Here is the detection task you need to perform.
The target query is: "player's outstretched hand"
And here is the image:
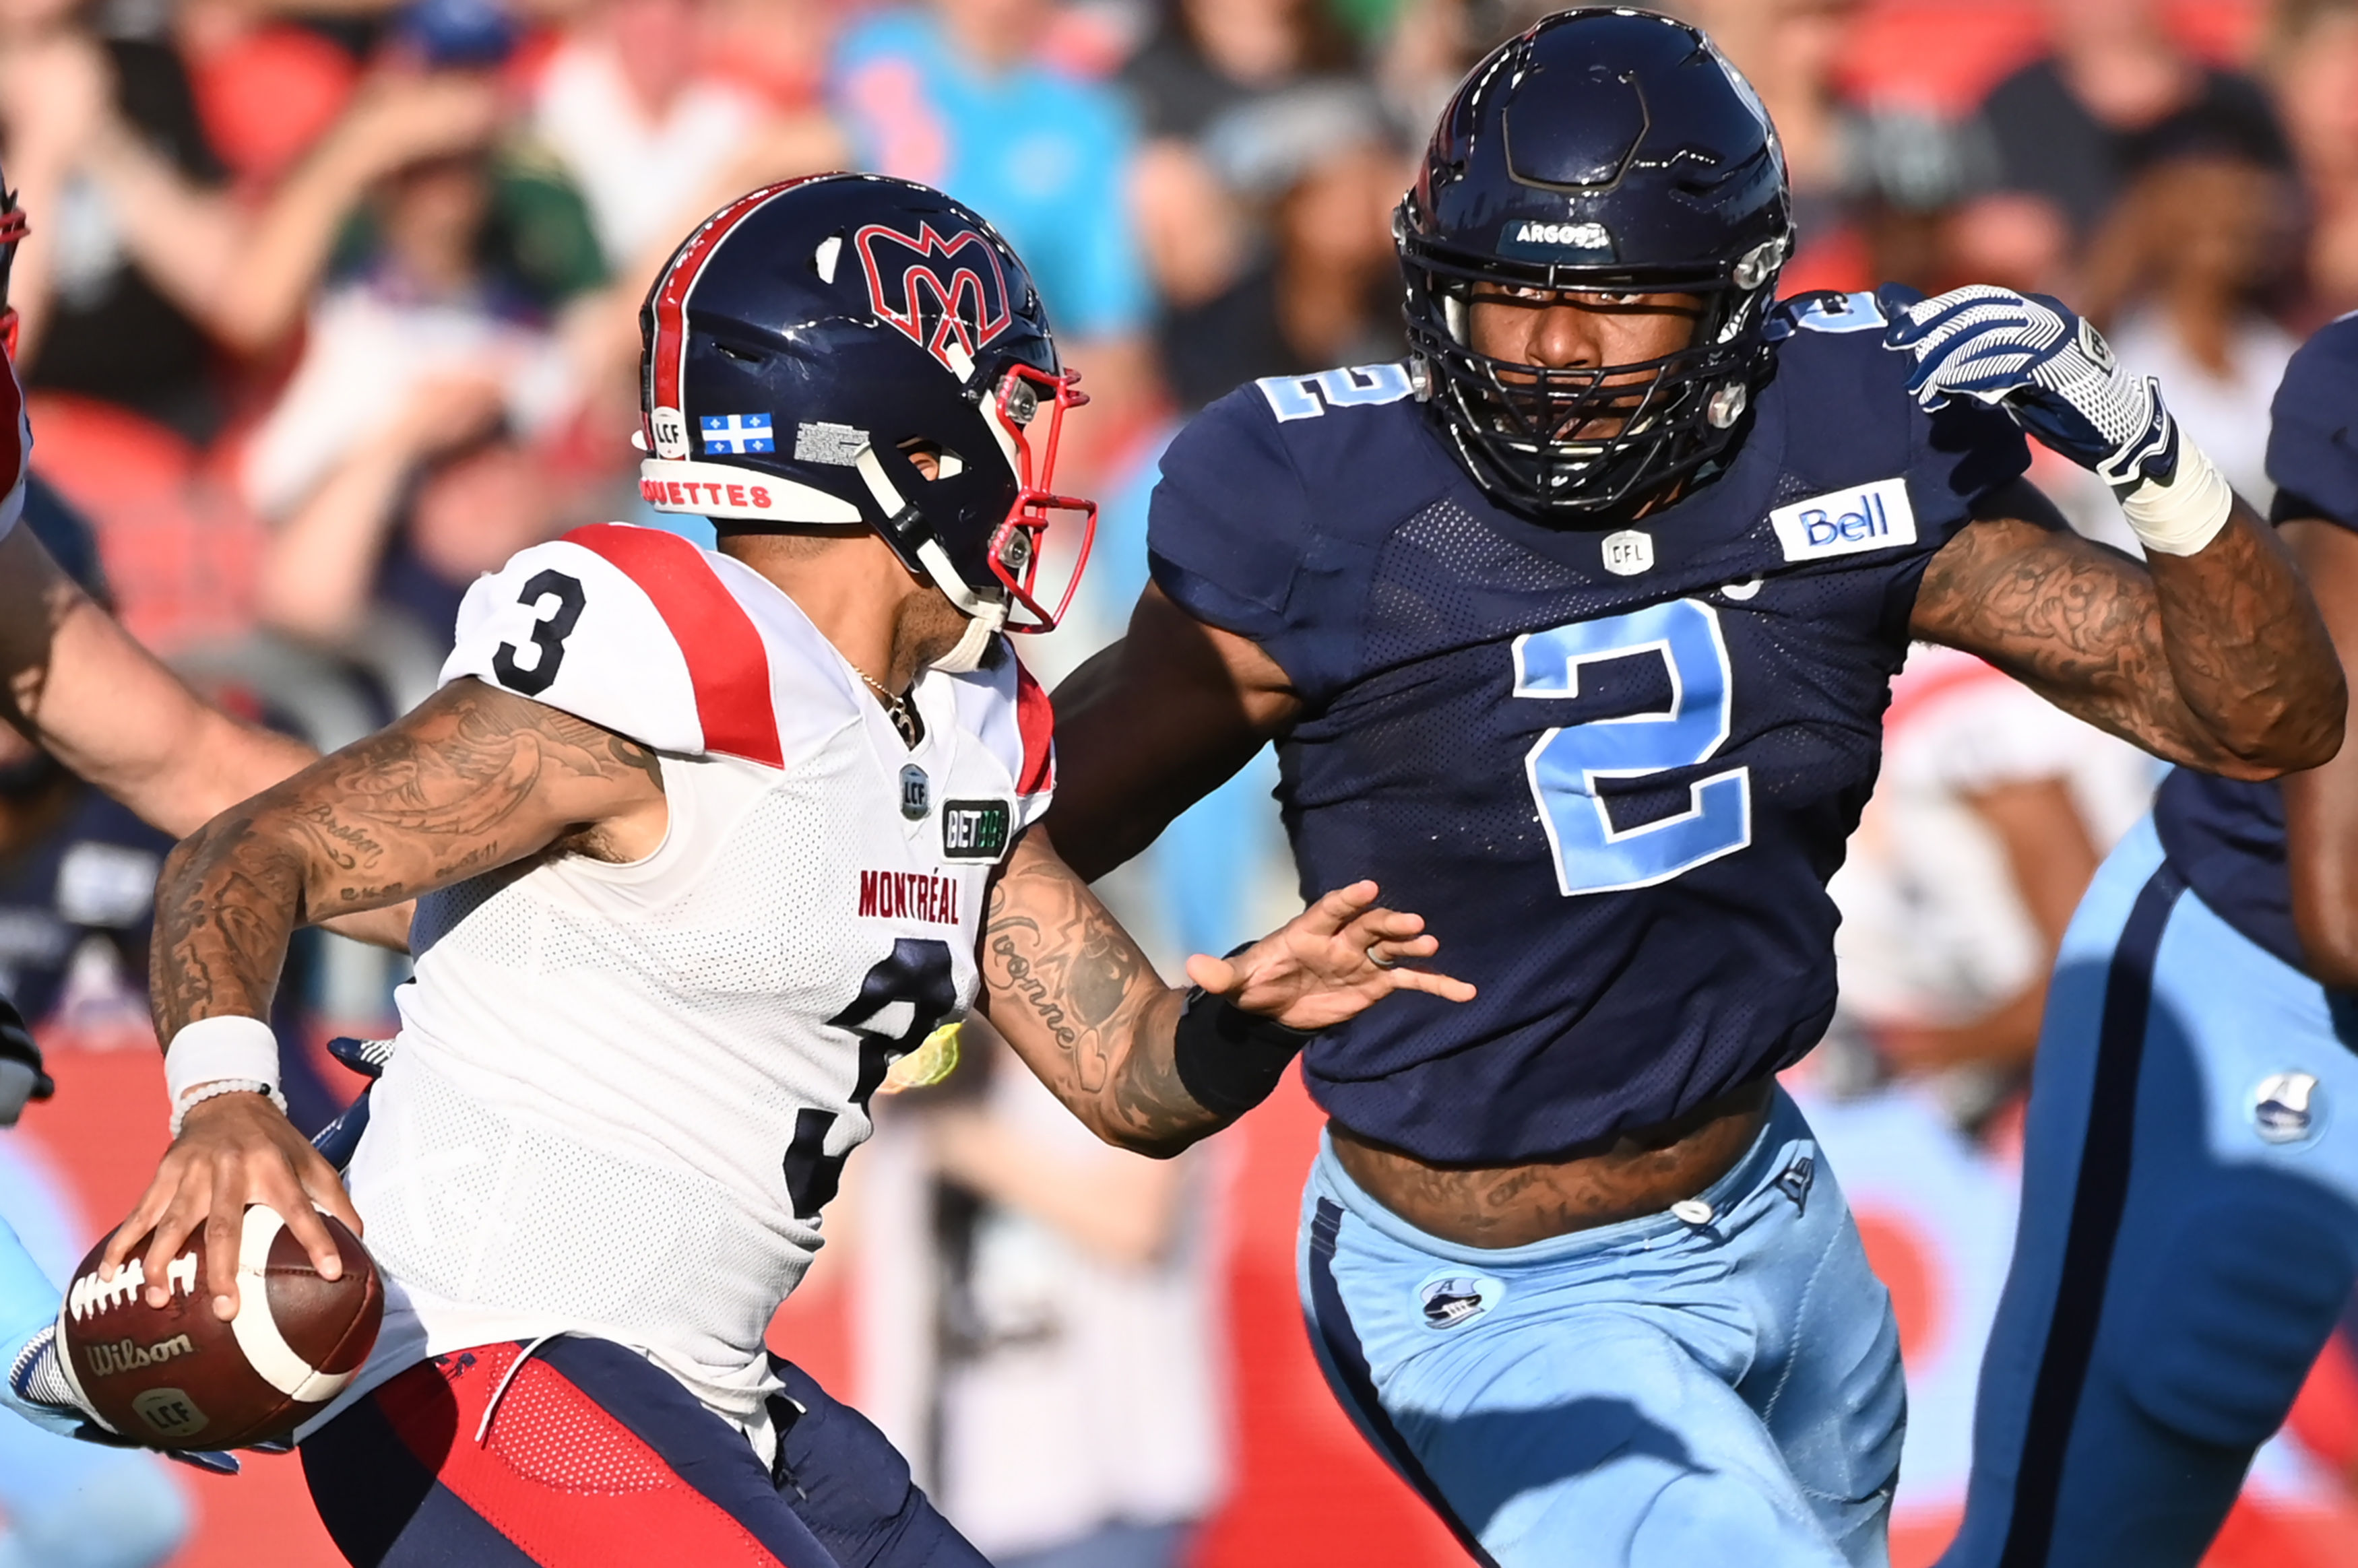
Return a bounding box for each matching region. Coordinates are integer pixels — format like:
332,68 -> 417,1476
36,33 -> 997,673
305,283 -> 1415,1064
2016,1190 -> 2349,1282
1185,880 -> 1475,1032
101,1092 -> 362,1321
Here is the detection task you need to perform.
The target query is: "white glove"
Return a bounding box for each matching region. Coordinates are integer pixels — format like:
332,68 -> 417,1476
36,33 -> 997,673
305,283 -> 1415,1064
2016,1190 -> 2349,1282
1879,284 -> 2233,555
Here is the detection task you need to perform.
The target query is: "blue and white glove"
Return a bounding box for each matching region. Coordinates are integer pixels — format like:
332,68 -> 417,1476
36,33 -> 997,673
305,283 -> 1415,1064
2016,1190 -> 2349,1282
1,1226 -> 241,1471
3,1320 -> 90,1441
4,1321 -> 242,1472
1878,283 -> 2234,556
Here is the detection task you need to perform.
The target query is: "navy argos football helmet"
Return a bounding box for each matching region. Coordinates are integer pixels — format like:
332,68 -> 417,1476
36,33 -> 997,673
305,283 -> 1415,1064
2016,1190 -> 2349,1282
638,174 -> 1094,641
1399,8 -> 1793,517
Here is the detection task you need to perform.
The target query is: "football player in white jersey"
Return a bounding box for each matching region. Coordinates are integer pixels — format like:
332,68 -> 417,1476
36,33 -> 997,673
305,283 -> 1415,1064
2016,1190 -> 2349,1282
14,176 -> 1470,1566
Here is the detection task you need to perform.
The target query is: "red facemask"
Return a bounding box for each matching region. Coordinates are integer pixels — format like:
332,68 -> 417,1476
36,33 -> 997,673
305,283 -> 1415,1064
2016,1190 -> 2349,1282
985,362 -> 1096,633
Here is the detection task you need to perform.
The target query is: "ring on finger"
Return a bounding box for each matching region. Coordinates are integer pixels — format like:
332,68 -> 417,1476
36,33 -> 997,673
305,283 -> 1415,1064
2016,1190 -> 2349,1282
1367,944 -> 1399,970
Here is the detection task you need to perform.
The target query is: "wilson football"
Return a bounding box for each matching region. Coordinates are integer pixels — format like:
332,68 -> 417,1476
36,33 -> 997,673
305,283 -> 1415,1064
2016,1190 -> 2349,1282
56,1206 -> 383,1449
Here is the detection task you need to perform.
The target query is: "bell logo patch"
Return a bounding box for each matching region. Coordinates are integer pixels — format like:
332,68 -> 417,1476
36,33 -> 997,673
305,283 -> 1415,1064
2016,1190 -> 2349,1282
1768,479 -> 1916,562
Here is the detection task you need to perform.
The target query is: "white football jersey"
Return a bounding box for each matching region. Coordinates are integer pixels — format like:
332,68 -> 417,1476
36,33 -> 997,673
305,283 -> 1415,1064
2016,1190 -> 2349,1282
314,523 -> 1052,1445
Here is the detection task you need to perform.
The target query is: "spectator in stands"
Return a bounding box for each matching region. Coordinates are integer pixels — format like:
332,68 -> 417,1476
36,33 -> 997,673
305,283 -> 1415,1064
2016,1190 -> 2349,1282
856,1031 -> 1227,1568
1159,83 -> 1402,408
1122,0 -> 1358,145
834,0 -> 1155,482
530,0 -> 766,273
530,0 -> 843,280
1688,0 -> 1859,280
243,121 -> 581,691
1124,0 -> 1378,394
0,0 -> 242,438
1973,0 -> 2292,245
2266,0 -> 2358,319
215,8 -> 607,362
2080,152 -> 2302,507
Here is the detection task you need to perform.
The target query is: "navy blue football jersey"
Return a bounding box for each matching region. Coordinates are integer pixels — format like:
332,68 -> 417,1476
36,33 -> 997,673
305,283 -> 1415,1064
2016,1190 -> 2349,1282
2155,313 -> 2358,973
1147,291 -> 2031,1162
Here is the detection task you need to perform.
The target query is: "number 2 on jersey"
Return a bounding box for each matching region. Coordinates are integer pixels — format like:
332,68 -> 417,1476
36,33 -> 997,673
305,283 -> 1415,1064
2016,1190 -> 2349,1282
1515,598 -> 1752,896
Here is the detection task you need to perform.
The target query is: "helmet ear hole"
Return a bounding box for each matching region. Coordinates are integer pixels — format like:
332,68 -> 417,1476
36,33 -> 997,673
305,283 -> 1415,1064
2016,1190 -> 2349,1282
897,440 -> 964,481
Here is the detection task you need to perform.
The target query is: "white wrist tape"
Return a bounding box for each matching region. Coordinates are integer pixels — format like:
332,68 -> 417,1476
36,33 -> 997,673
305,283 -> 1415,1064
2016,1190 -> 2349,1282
2118,440 -> 2234,557
164,1016 -> 284,1134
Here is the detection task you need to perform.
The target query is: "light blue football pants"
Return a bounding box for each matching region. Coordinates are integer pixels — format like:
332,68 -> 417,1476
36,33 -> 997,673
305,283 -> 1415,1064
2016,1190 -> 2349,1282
1298,1088 -> 1906,1567
0,1160 -> 191,1568
1942,816 -> 2358,1568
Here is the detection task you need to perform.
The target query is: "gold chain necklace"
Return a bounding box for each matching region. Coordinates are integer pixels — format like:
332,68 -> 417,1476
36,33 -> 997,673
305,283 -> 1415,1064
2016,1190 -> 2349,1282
857,667 -> 923,749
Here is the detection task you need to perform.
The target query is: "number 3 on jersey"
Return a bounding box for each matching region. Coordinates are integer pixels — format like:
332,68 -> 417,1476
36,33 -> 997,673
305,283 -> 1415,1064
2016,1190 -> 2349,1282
1515,598 -> 1752,896
492,570 -> 586,696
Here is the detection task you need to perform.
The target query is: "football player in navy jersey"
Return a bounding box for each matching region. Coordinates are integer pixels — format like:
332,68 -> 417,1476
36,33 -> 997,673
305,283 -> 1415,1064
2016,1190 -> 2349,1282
1938,320 -> 2358,1567
1040,11 -> 2346,1567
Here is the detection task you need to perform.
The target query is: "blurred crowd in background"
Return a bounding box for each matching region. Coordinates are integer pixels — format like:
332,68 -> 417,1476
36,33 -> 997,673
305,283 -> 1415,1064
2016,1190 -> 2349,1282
8,0 -> 2358,1564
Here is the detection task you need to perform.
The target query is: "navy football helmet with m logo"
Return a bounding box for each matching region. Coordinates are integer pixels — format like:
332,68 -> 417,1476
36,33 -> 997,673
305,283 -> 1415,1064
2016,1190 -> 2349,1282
638,174 -> 1094,655
1399,8 -> 1793,518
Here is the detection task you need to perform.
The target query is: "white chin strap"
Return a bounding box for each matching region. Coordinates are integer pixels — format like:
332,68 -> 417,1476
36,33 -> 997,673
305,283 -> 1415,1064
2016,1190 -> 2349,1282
853,447 -> 1011,672
930,610 -> 1003,674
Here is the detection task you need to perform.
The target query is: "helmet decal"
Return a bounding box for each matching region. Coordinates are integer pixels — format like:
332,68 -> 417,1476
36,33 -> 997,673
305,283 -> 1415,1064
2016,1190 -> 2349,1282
854,222 -> 1013,374
635,174 -> 1094,633
644,178 -> 825,455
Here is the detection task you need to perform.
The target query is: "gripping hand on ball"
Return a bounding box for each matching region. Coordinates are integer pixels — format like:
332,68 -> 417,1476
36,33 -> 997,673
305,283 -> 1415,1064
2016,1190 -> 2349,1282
102,1090 -> 361,1321
1878,283 -> 2235,555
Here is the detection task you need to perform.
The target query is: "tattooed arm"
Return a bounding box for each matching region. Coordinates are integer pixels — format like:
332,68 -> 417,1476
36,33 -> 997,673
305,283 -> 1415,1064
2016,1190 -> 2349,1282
1911,478 -> 2345,780
109,678 -> 668,1314
977,829 -> 1473,1158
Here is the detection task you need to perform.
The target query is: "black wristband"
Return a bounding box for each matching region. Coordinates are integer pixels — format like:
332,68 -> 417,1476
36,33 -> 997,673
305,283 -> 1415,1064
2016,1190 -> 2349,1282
1172,987 -> 1316,1119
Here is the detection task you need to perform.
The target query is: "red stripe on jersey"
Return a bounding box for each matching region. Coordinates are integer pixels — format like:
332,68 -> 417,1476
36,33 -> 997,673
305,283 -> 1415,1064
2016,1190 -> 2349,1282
1014,657 -> 1054,795
566,523 -> 786,769
644,176 -> 837,446
367,1349 -> 802,1566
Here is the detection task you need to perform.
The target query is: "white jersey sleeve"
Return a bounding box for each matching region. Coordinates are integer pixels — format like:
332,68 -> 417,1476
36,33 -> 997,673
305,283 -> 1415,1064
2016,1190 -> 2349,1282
439,523 -> 787,765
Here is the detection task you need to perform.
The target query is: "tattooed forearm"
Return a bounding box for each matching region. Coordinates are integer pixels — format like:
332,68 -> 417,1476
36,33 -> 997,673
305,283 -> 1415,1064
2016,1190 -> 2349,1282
980,832 -> 1218,1155
149,679 -> 668,1042
1914,484 -> 2345,778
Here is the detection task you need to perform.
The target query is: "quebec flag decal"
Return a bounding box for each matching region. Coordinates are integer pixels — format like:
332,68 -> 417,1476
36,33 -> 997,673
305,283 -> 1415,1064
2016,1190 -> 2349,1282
701,413 -> 775,454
